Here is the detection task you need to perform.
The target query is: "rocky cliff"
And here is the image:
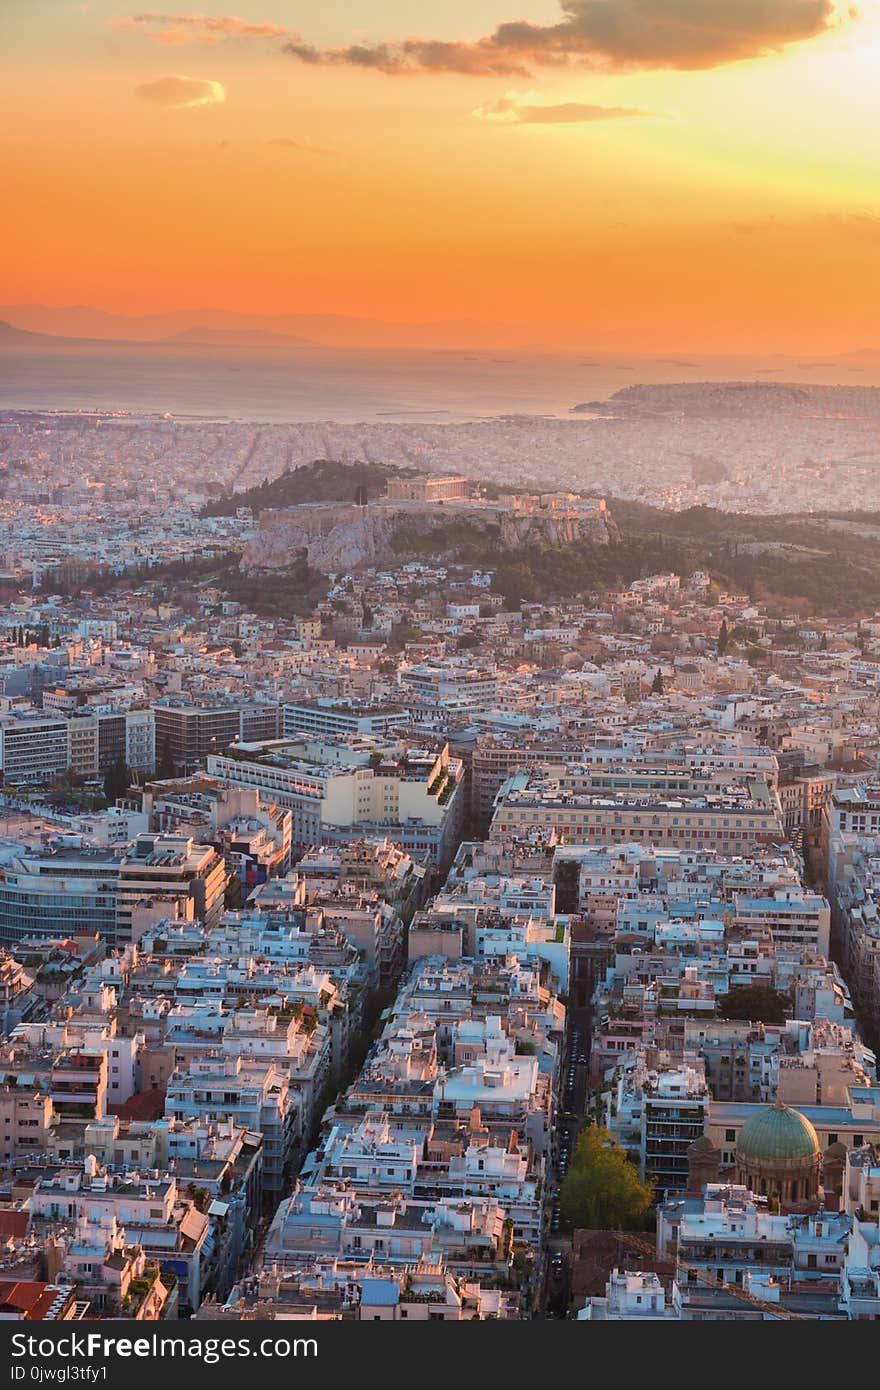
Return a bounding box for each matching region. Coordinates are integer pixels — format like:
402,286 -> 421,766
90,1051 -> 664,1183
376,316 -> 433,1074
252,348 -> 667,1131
242,499 -> 618,573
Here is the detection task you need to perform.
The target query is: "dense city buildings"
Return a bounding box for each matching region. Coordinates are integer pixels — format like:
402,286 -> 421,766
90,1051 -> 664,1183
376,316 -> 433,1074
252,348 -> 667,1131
0,443 -> 878,1327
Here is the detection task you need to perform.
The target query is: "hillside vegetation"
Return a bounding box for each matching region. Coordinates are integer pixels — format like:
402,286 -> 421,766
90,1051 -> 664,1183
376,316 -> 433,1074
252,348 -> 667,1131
200,459 -> 415,517
382,500 -> 880,616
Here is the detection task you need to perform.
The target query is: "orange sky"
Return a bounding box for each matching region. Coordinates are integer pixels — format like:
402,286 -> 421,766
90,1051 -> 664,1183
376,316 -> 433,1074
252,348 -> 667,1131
2,1 -> 880,351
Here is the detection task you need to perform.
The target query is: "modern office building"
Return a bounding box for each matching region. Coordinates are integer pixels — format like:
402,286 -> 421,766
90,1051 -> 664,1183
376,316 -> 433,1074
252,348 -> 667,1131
208,740 -> 465,867
0,834 -> 225,948
490,767 -> 786,853
153,698 -> 280,769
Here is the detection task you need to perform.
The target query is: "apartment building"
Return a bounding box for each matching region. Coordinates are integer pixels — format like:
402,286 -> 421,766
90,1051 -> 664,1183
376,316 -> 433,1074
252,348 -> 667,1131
731,890 -> 831,958
0,1086 -> 54,1161
282,702 -> 407,741
606,1055 -> 710,1199
165,1054 -> 299,1203
822,784 -> 880,1028
116,834 -> 226,941
398,661 -> 498,713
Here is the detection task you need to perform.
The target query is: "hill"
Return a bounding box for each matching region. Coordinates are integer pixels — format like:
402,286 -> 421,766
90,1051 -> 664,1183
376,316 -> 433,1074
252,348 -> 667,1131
37,444 -> 880,618
200,459 -> 415,517
487,499 -> 880,615
0,318 -> 73,346
201,461 -> 880,615
0,304 -> 527,350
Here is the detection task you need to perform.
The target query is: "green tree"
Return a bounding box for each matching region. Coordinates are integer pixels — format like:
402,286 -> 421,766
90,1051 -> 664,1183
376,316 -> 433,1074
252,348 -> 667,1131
717,618 -> 730,655
719,984 -> 790,1025
559,1125 -> 653,1232
103,755 -> 132,803
651,668 -> 664,695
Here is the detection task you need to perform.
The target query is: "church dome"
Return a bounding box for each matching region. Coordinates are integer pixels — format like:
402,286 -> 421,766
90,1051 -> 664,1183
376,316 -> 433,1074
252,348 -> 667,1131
736,1103 -> 819,1167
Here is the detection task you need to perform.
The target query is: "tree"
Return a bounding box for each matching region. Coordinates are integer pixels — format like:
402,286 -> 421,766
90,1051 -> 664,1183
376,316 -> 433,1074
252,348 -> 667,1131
651,668 -> 664,695
719,984 -> 790,1025
559,1125 -> 653,1233
103,755 -> 132,803
717,618 -> 730,655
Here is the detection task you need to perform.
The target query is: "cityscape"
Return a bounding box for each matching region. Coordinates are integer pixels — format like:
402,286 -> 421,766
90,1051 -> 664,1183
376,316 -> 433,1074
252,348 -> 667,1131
2,0 -> 880,1345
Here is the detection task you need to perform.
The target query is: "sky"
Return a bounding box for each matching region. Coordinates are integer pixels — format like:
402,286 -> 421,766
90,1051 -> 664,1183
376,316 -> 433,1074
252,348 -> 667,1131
2,0 -> 880,351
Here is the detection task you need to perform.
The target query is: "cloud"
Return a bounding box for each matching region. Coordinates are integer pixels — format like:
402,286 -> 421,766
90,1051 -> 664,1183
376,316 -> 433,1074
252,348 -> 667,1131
473,90 -> 661,122
135,74 -> 226,107
113,12 -> 287,46
266,137 -> 332,155
826,211 -> 880,235
282,0 -> 845,76
722,212 -> 880,242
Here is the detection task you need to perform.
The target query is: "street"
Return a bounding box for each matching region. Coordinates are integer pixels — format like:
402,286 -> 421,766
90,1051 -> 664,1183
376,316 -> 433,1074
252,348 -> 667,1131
542,1004 -> 591,1317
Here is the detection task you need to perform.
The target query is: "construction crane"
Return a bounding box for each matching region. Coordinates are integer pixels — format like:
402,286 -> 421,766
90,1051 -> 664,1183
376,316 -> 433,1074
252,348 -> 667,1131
614,1228 -> 806,1321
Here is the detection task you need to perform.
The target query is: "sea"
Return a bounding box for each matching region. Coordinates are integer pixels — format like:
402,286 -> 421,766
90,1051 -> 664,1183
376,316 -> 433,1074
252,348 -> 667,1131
1,341 -> 879,423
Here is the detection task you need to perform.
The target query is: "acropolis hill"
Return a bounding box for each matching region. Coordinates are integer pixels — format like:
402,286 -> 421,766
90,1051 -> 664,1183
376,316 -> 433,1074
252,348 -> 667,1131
243,480 -> 617,572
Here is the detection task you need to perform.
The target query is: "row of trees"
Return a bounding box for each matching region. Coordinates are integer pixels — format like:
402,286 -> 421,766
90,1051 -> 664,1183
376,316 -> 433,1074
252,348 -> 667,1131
40,748 -> 178,809
8,623 -> 54,648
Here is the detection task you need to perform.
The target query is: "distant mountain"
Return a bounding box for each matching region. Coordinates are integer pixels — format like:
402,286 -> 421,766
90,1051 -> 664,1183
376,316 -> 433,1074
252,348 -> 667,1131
0,318 -> 66,345
168,326 -> 317,348
0,316 -> 316,353
0,304 -> 535,351
574,380 -> 880,418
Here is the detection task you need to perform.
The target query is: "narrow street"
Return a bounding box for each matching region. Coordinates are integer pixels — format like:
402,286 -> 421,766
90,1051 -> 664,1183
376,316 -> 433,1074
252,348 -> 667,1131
542,1004 -> 591,1317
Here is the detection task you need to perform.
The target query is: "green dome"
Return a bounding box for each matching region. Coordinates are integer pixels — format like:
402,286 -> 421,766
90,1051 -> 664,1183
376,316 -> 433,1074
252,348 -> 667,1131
736,1104 -> 819,1166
